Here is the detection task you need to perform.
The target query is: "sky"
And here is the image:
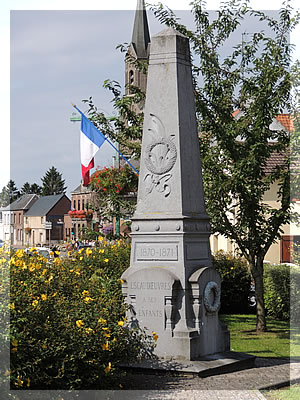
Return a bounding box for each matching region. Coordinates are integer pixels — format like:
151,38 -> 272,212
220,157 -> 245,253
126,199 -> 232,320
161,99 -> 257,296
1,0 -> 300,198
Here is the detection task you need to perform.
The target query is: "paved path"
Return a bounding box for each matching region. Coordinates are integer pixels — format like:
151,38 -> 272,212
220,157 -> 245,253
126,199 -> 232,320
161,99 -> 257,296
111,357 -> 300,400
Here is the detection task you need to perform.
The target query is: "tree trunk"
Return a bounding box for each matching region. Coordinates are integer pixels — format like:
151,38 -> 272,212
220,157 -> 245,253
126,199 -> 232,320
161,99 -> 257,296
250,259 -> 267,332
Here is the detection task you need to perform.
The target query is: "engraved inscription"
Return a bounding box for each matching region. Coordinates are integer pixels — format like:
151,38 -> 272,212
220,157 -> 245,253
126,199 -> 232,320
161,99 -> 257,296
137,309 -> 163,318
135,243 -> 178,261
130,281 -> 172,290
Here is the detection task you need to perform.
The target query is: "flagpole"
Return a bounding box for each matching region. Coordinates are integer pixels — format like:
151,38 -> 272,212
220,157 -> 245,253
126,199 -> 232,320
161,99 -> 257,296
72,104 -> 139,176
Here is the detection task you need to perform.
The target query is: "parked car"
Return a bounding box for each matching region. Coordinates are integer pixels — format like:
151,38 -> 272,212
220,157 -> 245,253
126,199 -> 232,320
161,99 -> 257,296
25,247 -> 53,261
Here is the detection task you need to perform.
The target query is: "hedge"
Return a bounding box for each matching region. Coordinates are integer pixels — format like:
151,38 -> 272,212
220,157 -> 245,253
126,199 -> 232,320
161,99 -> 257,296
213,251 -> 252,314
264,263 -> 300,322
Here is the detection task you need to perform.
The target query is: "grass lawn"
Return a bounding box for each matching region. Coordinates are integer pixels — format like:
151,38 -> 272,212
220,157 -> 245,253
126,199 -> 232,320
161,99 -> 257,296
263,384 -> 300,400
220,314 -> 300,358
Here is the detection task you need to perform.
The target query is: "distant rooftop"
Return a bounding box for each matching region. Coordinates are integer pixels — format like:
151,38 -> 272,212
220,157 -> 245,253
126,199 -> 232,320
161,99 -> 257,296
4,194 -> 38,211
25,194 -> 67,216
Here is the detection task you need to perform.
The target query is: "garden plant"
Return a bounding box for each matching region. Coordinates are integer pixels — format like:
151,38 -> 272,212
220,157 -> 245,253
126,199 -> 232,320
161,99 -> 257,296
5,241 -> 156,390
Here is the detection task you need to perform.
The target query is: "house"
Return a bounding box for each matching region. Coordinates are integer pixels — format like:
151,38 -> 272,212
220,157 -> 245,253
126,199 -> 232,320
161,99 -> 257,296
64,184 -> 99,240
1,194 -> 39,246
24,194 -> 71,246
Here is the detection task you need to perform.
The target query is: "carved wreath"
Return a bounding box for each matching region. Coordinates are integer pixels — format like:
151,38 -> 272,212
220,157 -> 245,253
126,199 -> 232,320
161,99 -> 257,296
203,281 -> 221,314
144,114 -> 177,197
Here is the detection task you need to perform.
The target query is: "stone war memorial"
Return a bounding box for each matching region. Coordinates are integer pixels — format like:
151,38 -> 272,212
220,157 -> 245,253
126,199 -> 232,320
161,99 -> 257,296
122,27 -> 255,374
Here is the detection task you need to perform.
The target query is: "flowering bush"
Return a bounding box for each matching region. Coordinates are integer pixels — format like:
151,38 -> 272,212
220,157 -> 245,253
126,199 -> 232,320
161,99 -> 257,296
89,166 -> 138,220
8,241 -> 156,390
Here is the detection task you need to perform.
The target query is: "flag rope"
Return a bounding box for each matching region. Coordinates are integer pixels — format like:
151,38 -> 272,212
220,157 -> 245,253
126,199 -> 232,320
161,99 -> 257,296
73,104 -> 139,176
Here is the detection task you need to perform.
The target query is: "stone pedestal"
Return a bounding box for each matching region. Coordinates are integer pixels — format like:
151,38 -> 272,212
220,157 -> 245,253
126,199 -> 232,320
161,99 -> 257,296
122,28 -> 230,360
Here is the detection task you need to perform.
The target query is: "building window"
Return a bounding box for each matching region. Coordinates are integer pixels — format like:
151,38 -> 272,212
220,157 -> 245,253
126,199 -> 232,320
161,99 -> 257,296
78,199 -> 81,210
41,216 -> 44,224
82,199 -> 85,210
129,70 -> 134,84
281,235 -> 300,263
73,200 -> 76,210
19,213 -> 21,224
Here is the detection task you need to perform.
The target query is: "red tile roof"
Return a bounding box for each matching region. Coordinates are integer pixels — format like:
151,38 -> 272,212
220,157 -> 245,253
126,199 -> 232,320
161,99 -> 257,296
276,114 -> 294,132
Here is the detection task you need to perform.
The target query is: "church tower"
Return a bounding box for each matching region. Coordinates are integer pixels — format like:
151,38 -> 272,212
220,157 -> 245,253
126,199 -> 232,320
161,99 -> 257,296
125,0 -> 150,112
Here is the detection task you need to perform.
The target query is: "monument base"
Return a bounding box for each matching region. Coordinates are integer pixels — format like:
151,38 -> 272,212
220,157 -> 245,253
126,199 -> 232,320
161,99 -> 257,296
120,351 -> 256,378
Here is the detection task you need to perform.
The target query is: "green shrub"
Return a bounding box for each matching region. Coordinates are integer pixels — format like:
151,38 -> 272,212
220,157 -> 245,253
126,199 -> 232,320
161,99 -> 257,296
264,263 -> 300,322
213,251 -> 251,314
8,241 -> 156,390
264,263 -> 290,321
290,266 -> 300,323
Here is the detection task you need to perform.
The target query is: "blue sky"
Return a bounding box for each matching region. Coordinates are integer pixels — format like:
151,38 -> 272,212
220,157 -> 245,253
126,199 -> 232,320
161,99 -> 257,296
1,0 -> 299,198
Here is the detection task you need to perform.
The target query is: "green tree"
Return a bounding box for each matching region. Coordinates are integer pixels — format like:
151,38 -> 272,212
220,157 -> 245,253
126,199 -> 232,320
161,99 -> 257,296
21,182 -> 42,195
30,183 -> 42,195
20,182 -> 31,195
150,0 -> 299,331
81,0 -> 299,332
41,167 -> 67,196
0,186 -> 9,207
6,180 -> 20,204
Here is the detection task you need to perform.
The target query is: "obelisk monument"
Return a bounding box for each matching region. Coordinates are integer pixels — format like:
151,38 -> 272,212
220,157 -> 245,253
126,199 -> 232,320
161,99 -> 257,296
122,28 -> 230,360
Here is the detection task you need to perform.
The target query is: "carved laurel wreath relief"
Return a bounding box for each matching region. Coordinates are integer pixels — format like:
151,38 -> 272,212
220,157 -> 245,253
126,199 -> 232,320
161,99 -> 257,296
144,114 -> 177,197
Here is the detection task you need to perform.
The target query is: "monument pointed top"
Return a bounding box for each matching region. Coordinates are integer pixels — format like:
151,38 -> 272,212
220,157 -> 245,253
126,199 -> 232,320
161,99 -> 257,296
131,0 -> 151,59
152,27 -> 186,38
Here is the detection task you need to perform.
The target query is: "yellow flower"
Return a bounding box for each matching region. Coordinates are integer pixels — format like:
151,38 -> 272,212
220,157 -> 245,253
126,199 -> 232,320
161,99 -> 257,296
80,256 -> 83,261
12,347 -> 18,352
41,294 -> 47,301
16,376 -> 24,386
41,344 -> 47,349
76,320 -> 84,328
119,279 -> 124,284
98,317 -> 107,324
85,327 -> 93,334
42,269 -> 47,275
12,339 -> 18,347
99,249 -> 104,254
102,341 -> 109,351
26,377 -> 30,388
52,292 -> 57,297
118,321 -> 124,327
104,333 -> 111,338
10,303 -> 15,310
15,249 -> 25,258
98,236 -> 103,241
82,290 -> 89,296
152,331 -> 158,342
32,300 -> 39,307
104,362 -> 112,374
83,297 -> 94,303
104,258 -> 109,263
68,250 -> 73,257
86,248 -> 93,257
79,248 -> 84,254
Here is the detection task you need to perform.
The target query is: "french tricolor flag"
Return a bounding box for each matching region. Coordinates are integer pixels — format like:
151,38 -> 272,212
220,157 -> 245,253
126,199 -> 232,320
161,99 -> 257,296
80,112 -> 106,186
